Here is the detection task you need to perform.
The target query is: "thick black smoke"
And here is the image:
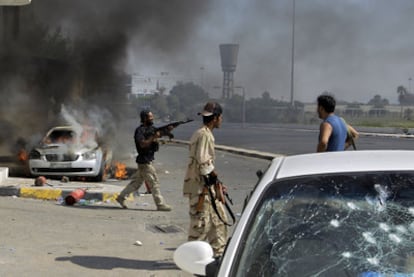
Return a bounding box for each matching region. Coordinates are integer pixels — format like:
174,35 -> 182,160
0,0 -> 210,154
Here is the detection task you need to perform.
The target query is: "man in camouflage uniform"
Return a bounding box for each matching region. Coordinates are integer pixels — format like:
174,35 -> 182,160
183,102 -> 228,257
116,110 -> 172,211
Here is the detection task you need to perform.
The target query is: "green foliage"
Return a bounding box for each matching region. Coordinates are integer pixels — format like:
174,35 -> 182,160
368,94 -> 389,108
396,85 -> 414,105
151,93 -> 169,120
168,82 -> 209,119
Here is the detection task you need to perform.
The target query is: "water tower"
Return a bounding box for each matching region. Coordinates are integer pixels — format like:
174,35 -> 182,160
219,44 -> 239,99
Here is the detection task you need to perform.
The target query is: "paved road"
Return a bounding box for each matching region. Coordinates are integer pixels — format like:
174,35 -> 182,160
2,121 -> 413,276
169,122 -> 414,155
0,144 -> 270,277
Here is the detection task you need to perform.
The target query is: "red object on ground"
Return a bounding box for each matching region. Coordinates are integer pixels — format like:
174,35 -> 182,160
34,176 -> 47,186
65,188 -> 86,205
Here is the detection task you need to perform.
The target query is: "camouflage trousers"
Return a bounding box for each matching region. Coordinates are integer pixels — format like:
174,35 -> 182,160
188,192 -> 228,257
118,162 -> 166,207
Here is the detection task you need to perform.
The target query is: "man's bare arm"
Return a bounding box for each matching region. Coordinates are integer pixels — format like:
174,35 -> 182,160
317,122 -> 332,152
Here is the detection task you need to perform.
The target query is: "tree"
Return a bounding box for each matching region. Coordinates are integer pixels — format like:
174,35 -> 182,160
397,85 -> 414,106
368,94 -> 389,108
150,93 -> 169,121
224,94 -> 244,122
168,82 -> 209,118
397,86 -> 408,105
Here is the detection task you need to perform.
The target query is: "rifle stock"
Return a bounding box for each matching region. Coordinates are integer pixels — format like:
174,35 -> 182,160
156,119 -> 193,139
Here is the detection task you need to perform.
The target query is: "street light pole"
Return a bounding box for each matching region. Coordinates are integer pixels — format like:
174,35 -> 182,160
200,66 -> 205,91
409,77 -> 412,94
235,86 -> 246,128
289,0 -> 296,107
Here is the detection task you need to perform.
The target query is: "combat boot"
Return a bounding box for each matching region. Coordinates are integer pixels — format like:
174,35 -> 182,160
116,195 -> 127,209
157,204 -> 172,211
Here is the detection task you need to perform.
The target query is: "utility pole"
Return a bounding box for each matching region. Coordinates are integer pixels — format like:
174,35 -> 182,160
234,86 -> 246,128
289,0 -> 296,107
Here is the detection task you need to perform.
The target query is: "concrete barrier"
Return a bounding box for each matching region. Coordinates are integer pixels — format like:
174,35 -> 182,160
0,167 -> 9,184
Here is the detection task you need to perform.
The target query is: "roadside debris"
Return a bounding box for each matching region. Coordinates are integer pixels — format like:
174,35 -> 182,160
34,176 -> 54,187
34,176 -> 47,186
64,188 -> 86,205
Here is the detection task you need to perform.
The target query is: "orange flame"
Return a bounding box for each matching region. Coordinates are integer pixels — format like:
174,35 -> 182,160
114,162 -> 128,180
18,149 -> 28,162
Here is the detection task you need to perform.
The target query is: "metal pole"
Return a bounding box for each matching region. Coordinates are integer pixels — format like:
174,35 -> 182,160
200,66 -> 205,90
242,88 -> 246,128
235,86 -> 246,128
290,0 -> 296,106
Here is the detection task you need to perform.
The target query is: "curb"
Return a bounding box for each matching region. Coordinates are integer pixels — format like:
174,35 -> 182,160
359,132 -> 414,139
167,139 -> 282,161
0,177 -> 124,204
1,131 -> 410,202
0,141 -> 279,203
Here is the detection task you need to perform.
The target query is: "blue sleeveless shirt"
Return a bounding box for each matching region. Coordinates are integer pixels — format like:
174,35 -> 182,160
324,115 -> 347,151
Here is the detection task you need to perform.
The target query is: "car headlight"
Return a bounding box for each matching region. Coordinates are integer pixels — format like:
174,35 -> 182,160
29,150 -> 41,160
82,150 -> 97,160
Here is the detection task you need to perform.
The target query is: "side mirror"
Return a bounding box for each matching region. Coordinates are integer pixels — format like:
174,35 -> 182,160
174,241 -> 215,276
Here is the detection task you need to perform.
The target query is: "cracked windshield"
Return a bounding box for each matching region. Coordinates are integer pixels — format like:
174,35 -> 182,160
236,172 -> 414,277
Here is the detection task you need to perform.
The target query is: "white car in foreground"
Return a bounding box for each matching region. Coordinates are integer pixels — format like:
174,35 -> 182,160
175,150 -> 414,277
29,126 -> 112,182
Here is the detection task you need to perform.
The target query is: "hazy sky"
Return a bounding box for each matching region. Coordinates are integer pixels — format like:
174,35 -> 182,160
31,0 -> 414,104
125,0 -> 414,104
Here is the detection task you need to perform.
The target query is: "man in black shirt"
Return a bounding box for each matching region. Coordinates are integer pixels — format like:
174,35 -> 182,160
116,110 -> 172,211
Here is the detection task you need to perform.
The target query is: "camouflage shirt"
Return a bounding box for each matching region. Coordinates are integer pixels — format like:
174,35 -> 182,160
183,125 -> 215,196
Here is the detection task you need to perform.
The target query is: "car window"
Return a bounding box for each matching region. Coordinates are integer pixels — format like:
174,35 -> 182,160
232,172 -> 414,277
46,130 -> 75,144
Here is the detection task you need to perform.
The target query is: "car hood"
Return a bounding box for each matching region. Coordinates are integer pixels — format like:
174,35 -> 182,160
34,142 -> 98,154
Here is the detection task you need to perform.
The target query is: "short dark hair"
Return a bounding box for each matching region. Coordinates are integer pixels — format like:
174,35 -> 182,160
140,109 -> 151,123
317,94 -> 336,113
202,102 -> 223,124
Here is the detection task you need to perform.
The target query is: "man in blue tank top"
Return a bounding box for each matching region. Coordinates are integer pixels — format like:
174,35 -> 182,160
316,94 -> 348,152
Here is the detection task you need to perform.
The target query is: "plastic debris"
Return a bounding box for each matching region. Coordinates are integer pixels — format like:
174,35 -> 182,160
78,199 -> 87,205
134,240 -> 143,246
56,197 -> 64,205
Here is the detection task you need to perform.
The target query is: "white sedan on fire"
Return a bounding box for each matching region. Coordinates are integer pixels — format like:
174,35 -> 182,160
28,126 -> 112,182
175,150 -> 414,277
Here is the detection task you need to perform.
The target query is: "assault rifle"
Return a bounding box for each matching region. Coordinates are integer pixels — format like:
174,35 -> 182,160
156,118 -> 194,139
202,175 -> 236,226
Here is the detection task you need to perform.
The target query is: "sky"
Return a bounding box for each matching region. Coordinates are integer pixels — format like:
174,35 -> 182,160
28,0 -> 414,104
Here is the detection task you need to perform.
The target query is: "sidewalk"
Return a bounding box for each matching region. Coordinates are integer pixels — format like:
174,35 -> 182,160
0,140 -> 280,204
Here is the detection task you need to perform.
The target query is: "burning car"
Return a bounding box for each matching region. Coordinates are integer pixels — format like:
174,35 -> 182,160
28,126 -> 112,181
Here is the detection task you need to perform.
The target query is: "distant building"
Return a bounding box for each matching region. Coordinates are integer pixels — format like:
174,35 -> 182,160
128,74 -> 158,99
127,72 -> 181,100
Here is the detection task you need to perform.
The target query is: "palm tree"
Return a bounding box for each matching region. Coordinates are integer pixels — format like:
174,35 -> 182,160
397,86 -> 408,105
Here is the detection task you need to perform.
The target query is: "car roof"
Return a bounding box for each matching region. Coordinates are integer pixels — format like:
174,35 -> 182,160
271,150 -> 414,180
46,125 -> 98,133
